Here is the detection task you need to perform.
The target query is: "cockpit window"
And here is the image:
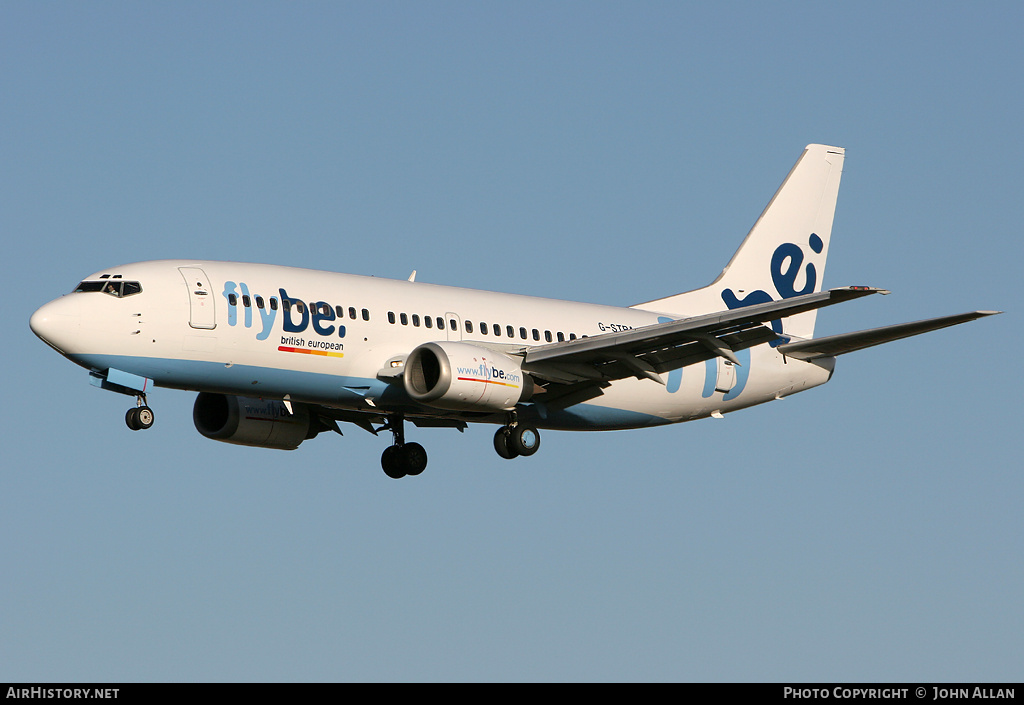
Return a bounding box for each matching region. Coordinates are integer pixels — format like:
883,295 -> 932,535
74,280 -> 143,298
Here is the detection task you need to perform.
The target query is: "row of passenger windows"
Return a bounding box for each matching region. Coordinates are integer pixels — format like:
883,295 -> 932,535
387,312 -> 457,330
224,294 -> 581,343
386,311 -> 578,343
288,300 -> 370,322
228,293 -> 277,310
227,294 -> 371,322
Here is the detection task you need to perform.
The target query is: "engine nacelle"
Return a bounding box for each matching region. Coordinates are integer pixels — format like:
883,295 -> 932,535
193,393 -> 318,450
404,341 -> 534,412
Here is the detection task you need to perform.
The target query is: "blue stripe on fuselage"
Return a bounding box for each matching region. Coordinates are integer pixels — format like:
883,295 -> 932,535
72,353 -> 665,430
72,353 -> 389,406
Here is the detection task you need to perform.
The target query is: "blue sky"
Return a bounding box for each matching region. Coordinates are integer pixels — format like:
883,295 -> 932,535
2,2 -> 1020,682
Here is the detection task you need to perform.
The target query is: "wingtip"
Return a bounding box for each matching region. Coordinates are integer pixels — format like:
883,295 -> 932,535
836,285 -> 890,295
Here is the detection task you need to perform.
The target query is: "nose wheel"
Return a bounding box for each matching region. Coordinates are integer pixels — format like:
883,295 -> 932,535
125,396 -> 154,431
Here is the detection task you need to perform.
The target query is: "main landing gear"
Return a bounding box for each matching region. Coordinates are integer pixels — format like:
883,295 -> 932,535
125,395 -> 154,431
493,415 -> 540,460
379,412 -> 540,478
380,413 -> 428,479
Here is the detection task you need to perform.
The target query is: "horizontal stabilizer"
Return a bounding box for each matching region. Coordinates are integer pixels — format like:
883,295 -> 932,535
777,311 -> 1001,360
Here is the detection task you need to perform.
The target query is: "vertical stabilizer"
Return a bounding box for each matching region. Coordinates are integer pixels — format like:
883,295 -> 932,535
635,144 -> 845,341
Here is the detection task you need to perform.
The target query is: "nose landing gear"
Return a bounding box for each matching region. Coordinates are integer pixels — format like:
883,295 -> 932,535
125,395 -> 154,431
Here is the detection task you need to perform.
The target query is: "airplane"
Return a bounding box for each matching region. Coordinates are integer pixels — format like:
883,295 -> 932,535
29,144 -> 1000,478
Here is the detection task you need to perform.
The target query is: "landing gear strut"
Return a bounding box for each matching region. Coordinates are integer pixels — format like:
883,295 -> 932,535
380,413 -> 427,479
493,413 -> 540,460
125,395 -> 154,431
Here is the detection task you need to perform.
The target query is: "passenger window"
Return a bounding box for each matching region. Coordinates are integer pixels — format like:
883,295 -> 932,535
388,311 -> 396,324
493,323 -> 500,336
480,322 -> 487,335
296,302 -> 305,314
532,329 -> 540,341
557,332 -> 564,342
228,293 -> 237,306
400,313 -> 408,326
362,309 -> 370,321
569,333 -> 577,340
465,321 -> 473,334
242,295 -> 251,308
506,325 -> 514,338
449,319 -> 456,331
545,331 -> 552,342
349,307 -> 357,319
424,316 -> 433,328
519,327 -> 527,339
336,305 -> 345,318
270,298 -> 278,311
256,296 -> 265,309
412,314 -> 420,327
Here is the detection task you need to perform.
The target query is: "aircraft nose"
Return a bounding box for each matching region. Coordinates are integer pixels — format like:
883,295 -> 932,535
30,296 -> 81,353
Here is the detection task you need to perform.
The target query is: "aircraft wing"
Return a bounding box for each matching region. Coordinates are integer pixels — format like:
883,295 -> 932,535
521,286 -> 886,385
776,310 -> 1001,360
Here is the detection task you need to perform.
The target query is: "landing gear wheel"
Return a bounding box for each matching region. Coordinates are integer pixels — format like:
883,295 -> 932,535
510,424 -> 540,456
494,427 -> 519,459
381,446 -> 405,479
381,443 -> 429,479
401,442 -> 428,476
125,408 -> 140,431
135,406 -> 154,430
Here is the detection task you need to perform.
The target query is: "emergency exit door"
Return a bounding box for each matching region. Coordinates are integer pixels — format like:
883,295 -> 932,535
445,312 -> 462,341
715,358 -> 737,393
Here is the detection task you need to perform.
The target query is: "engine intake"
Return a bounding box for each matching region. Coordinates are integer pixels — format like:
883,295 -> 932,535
193,393 -> 318,450
404,341 -> 533,412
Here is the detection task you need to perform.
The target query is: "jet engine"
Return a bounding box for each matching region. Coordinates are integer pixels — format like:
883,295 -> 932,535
193,392 -> 319,450
403,341 -> 534,412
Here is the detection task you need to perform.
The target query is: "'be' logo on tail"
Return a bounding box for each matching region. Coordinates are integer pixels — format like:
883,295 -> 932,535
721,233 -> 823,346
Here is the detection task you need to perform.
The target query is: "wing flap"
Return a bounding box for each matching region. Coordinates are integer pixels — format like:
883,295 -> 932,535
643,325 -> 781,374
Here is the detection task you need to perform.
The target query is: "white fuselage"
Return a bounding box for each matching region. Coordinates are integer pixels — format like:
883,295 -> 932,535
31,259 -> 835,431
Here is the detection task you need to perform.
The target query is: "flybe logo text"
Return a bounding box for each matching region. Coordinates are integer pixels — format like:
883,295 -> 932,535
222,283 -> 346,341
456,364 -> 521,385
